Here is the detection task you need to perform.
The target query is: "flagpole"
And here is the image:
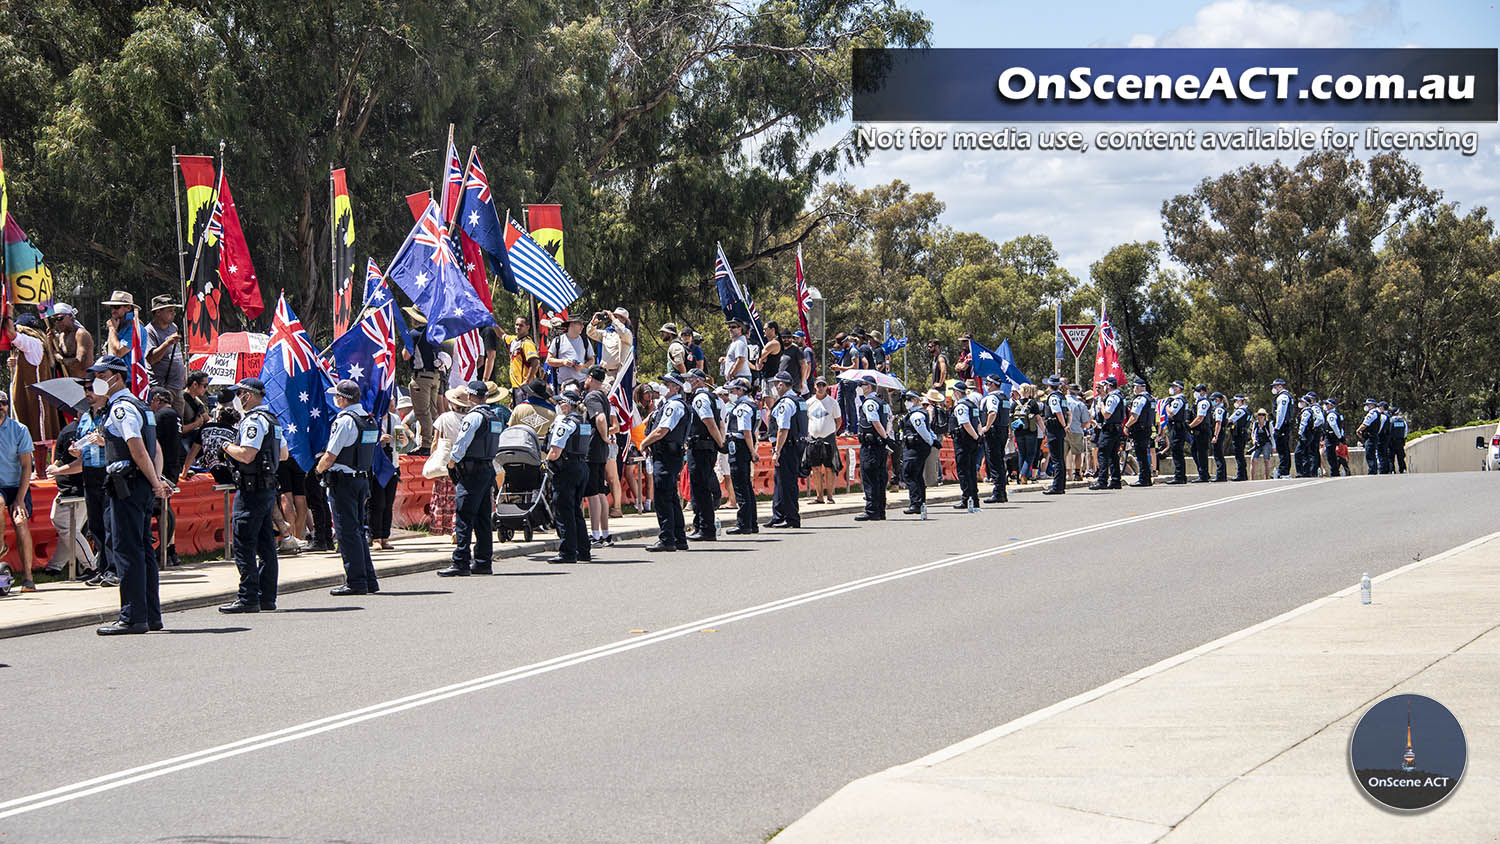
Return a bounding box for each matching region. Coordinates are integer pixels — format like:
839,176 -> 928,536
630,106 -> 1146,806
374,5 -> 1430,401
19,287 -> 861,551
329,167 -> 337,336
171,146 -> 188,360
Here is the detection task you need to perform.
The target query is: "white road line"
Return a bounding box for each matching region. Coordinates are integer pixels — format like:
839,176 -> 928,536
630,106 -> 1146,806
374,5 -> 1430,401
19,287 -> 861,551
0,480 -> 1324,821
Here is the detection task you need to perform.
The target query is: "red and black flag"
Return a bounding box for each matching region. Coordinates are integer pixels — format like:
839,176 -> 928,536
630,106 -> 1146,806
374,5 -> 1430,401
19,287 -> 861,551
331,168 -> 357,337
179,154 -> 224,357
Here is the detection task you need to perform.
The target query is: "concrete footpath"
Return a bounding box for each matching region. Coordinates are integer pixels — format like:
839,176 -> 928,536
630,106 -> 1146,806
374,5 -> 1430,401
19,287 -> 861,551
0,478 -> 1078,639
776,531 -> 1500,843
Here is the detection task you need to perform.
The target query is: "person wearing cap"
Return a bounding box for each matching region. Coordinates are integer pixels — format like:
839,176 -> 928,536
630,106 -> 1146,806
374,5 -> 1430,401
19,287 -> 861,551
1039,375 -> 1069,495
1270,378 -> 1294,478
1160,381 -> 1189,484
580,366 -> 615,547
1183,384 -> 1211,483
1205,391 -> 1228,483
661,323 -> 688,375
1377,401 -> 1397,475
102,290 -> 138,357
949,379 -> 983,511
545,313 -> 595,389
90,355 -> 170,634
47,303 -> 94,380
1293,393 -> 1317,478
722,378 -> 760,533
640,372 -> 691,551
438,380 -> 505,575
587,308 -> 634,390
722,319 -> 753,383
314,380 -> 381,594
897,389 -> 937,514
830,333 -> 859,433
1389,406 -> 1408,473
1355,398 -> 1383,475
1091,377 -> 1126,490
683,369 -> 726,542
1124,376 -> 1156,487
805,377 -> 842,505
685,329 -> 707,373
216,377 -> 287,613
776,330 -> 805,395
765,370 -> 809,527
1228,395 -> 1252,481
978,374 -> 1013,503
794,331 -> 814,396
851,373 -> 893,520
544,389 -> 592,563
144,294 -> 187,414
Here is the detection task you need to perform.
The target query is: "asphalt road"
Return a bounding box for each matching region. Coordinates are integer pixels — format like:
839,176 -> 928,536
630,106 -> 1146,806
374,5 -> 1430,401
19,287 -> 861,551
2,472 -> 1491,843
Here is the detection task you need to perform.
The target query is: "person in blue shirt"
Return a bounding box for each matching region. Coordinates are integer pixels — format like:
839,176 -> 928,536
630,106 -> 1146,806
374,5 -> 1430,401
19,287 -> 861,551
438,380 -> 504,575
218,377 -> 288,613
640,372 -> 691,550
545,390 -> 592,563
318,379 -> 381,595
67,386 -> 116,585
0,390 -> 37,592
1355,398 -> 1383,475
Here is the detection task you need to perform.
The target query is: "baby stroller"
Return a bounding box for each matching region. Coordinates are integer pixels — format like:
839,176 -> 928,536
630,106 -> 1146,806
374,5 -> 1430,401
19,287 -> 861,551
493,426 -> 554,543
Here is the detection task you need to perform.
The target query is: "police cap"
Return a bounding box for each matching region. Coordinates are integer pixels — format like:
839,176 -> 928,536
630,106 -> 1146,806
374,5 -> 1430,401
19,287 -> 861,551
1271,377 -> 1287,387
558,389 -> 581,406
1104,376 -> 1118,387
984,373 -> 1003,385
332,379 -> 360,401
1378,400 -> 1389,408
86,354 -> 129,374
1210,391 -> 1224,400
228,377 -> 266,395
729,378 -> 751,392
858,374 -> 876,385
771,371 -> 794,384
1194,383 -> 1207,392
1232,393 -> 1247,402
1170,380 -> 1184,389
465,379 -> 487,397
662,372 -> 686,387
687,368 -> 709,382
1364,398 -> 1377,406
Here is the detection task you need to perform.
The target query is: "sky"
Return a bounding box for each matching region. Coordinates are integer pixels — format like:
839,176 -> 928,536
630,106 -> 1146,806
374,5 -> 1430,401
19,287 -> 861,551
825,0 -> 1500,282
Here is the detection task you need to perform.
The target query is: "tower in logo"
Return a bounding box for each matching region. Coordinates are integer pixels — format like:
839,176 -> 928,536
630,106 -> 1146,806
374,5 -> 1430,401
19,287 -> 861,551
1402,704 -> 1416,772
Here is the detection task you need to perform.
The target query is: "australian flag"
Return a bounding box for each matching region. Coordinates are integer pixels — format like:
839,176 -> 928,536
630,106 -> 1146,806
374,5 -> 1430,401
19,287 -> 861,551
454,150 -> 518,294
260,294 -> 337,472
714,243 -> 767,349
326,299 -> 400,486
362,258 -> 413,354
386,200 -> 495,345
969,337 -> 1031,392
881,318 -> 908,355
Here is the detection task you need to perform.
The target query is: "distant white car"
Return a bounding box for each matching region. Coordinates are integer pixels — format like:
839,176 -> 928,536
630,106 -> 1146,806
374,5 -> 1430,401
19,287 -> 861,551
1481,424 -> 1500,471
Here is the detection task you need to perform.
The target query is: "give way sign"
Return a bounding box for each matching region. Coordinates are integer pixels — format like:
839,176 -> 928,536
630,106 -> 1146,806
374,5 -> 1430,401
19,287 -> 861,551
1059,324 -> 1096,358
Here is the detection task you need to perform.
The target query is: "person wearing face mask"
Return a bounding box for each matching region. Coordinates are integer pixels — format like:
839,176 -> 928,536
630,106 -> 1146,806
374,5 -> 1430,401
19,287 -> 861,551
1186,384 -> 1212,483
764,371 -> 808,528
854,374 -> 893,521
1124,376 -> 1156,487
1269,378 -> 1294,478
898,390 -> 936,514
949,380 -> 982,512
218,377 -> 287,613
1162,381 -> 1189,485
89,355 -> 169,635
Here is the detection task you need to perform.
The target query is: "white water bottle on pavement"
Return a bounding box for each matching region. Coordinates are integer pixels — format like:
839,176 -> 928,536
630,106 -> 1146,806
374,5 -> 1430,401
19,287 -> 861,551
1360,573 -> 1371,605
920,503 -> 928,520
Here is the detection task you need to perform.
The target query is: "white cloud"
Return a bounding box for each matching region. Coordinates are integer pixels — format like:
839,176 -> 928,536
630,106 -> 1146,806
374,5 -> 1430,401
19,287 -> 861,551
1130,0 -> 1359,49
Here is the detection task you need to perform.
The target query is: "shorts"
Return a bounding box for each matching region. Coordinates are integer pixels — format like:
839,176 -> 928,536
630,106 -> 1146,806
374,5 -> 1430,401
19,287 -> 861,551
1,486 -> 34,518
586,461 -> 608,496
805,435 -> 839,468
715,452 -> 731,480
277,460 -> 307,497
1250,442 -> 1273,460
1065,432 -> 1085,454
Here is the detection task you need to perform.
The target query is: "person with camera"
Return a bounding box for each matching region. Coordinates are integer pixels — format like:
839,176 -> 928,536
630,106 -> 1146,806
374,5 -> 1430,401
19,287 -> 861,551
217,377 -> 287,614
586,308 -> 634,391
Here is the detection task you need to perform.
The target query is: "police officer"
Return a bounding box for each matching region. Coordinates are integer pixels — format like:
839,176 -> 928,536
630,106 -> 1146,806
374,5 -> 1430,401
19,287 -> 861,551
218,377 -> 286,613
1356,398 -> 1383,475
853,374 -> 893,520
1293,394 -> 1313,477
1092,376 -> 1125,490
1227,394 -> 1251,481
1185,384 -> 1211,483
765,371 -> 807,528
1389,407 -> 1409,473
949,381 -> 982,510
1207,391 -> 1227,482
1322,398 -> 1345,477
1041,375 -> 1069,495
1161,381 -> 1189,484
1308,392 -> 1326,478
317,379 -> 379,595
545,389 -> 592,563
92,355 -> 169,635
1377,401 -> 1396,474
438,380 -> 502,575
641,372 -> 690,550
723,378 -> 760,534
979,374 -> 1012,503
898,389 -> 936,514
1125,376 -> 1156,487
684,369 -> 726,541
1270,378 -> 1293,478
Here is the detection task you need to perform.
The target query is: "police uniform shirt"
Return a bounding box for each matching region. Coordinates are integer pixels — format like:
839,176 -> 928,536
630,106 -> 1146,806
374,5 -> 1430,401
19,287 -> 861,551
237,408 -> 276,455
730,399 -> 756,440
952,397 -> 974,430
907,408 -> 936,446
1274,392 -> 1292,429
1130,394 -> 1150,420
450,407 -> 492,462
1311,404 -> 1326,428
654,395 -> 688,433
1298,406 -> 1313,434
860,394 -> 885,428
324,407 -> 370,474
1211,404 -> 1225,426
773,394 -> 798,430
1194,397 -> 1211,423
1046,391 -> 1065,422
548,414 -> 581,451
1103,392 -> 1123,422
981,392 -> 1004,427
1166,394 -> 1184,419
691,390 -> 717,422
104,388 -> 148,443
1228,406 -> 1247,429
1326,410 -> 1343,438
1361,408 -> 1380,435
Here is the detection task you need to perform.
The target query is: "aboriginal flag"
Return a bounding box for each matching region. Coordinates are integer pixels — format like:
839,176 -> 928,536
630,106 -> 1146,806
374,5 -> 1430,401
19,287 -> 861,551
331,168 -> 357,336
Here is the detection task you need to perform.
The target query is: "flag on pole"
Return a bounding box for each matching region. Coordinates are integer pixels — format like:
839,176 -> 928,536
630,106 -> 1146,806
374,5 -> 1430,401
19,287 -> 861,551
405,191 -> 431,223
969,338 -> 1030,392
450,329 -> 484,388
525,204 -> 565,268
608,346 -> 646,448
1093,301 -> 1126,387
439,135 -> 464,224
260,294 -> 337,471
794,244 -> 811,341
455,149 -> 517,295
331,168 -> 357,337
714,244 -> 767,349
503,217 -> 580,312
360,258 -> 412,354
128,309 -> 150,399
178,155 -> 263,320
881,318 -> 907,355
385,201 -> 495,344
3,217 -> 54,307
0,142 -> 7,244
326,300 -> 400,486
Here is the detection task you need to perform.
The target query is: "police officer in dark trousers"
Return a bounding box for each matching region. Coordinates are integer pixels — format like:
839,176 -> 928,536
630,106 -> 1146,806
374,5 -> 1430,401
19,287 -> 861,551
684,369 -> 726,541
1041,375 -> 1069,495
218,377 -> 286,614
1186,384 -> 1211,482
979,374 -> 1012,503
898,390 -> 935,514
641,373 -> 690,550
1092,376 -> 1125,490
318,379 -> 379,595
1321,398 -> 1345,477
853,374 -> 892,520
949,381 -> 981,511
438,380 -> 502,575
1294,394 -> 1318,477
1228,394 -> 1251,481
1162,381 -> 1188,484
723,378 -> 759,534
545,389 -> 592,563
92,356 -> 169,635
1208,391 -> 1228,482
1389,407 -> 1408,472
1356,399 -> 1383,475
767,371 -> 807,527
1125,377 -> 1155,487
1377,401 -> 1396,474
1270,378 -> 1293,478
1307,393 -> 1326,477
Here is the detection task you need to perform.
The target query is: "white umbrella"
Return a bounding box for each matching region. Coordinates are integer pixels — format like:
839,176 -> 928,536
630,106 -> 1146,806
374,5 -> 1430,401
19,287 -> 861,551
836,368 -> 905,391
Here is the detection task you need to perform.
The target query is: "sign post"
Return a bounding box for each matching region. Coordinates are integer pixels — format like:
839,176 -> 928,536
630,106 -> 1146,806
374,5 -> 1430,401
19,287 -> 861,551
1059,323 -> 1097,386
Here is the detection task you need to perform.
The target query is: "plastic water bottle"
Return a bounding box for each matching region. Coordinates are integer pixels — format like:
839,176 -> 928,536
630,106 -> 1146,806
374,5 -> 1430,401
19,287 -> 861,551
1360,573 -> 1371,605
713,516 -> 721,534
920,503 -> 928,520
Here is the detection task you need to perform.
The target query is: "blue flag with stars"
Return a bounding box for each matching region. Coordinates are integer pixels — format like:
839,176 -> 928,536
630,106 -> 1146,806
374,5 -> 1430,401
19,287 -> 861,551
386,200 -> 495,345
326,300 -> 400,486
454,150 -> 519,294
969,337 -> 1031,391
260,294 -> 337,472
362,257 -> 413,354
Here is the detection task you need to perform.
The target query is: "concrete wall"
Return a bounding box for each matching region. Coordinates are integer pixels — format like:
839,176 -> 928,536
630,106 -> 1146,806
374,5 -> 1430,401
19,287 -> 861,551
1346,423 -> 1495,475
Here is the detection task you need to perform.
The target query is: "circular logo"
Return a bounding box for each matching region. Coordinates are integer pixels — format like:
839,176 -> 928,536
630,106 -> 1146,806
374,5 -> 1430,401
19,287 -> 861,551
1350,694 -> 1466,811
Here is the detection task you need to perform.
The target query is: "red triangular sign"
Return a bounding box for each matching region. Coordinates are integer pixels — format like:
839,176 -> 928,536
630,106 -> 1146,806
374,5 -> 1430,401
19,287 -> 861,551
1059,324 -> 1096,358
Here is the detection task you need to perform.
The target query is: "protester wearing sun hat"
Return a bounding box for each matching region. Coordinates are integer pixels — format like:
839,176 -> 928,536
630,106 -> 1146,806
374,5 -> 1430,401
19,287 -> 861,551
145,294 -> 186,414
587,308 -> 634,390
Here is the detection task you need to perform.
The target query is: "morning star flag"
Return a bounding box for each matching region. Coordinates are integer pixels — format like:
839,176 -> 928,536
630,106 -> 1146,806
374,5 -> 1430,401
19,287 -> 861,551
970,338 -> 1030,392
503,217 -> 581,312
386,200 -> 495,345
714,244 -> 767,349
794,244 -> 811,341
260,294 -> 336,471
361,258 -> 412,354
454,150 -> 518,294
331,168 -> 358,337
326,300 -> 399,486
1093,301 -> 1126,387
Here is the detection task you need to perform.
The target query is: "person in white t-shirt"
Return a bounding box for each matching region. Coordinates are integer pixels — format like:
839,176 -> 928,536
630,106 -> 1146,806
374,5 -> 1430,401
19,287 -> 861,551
722,319 -> 752,381
545,314 -> 594,387
805,377 -> 842,504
